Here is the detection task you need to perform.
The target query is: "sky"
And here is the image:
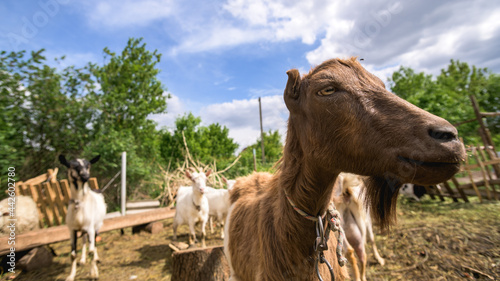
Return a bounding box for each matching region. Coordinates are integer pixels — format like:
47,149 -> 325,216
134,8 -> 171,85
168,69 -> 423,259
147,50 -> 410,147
1,0 -> 499,151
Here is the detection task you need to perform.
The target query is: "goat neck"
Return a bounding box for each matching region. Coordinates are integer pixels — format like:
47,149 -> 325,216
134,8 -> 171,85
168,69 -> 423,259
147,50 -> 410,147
191,186 -> 205,207
280,157 -> 339,220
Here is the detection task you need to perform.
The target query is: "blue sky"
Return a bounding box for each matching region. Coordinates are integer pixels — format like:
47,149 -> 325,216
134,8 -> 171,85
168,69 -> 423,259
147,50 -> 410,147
1,0 -> 499,150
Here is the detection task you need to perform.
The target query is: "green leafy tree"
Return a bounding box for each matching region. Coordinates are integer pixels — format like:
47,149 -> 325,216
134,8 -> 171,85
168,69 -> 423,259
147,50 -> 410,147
84,38 -> 170,185
160,113 -> 239,167
0,50 -> 95,182
229,130 -> 283,177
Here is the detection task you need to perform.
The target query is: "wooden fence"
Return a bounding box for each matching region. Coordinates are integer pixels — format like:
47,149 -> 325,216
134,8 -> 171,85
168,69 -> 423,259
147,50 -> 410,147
427,145 -> 500,202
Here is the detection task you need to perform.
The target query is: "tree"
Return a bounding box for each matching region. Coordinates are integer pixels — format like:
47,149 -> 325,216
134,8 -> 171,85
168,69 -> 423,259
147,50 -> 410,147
0,50 -> 95,181
229,130 -> 283,177
160,113 -> 239,167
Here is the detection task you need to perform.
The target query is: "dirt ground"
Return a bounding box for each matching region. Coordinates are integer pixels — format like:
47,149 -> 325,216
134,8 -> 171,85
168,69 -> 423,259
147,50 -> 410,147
2,197 -> 499,281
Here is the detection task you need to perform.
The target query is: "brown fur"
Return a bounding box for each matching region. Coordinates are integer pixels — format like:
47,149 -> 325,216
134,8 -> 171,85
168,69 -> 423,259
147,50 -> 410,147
226,57 -> 465,281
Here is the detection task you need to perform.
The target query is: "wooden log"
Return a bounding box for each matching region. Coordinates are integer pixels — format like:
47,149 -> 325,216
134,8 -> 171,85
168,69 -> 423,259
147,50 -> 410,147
17,246 -> 53,272
171,245 -> 229,281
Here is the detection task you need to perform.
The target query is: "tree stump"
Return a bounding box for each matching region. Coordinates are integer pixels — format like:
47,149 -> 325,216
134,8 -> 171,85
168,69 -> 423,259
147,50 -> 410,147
171,245 -> 229,281
17,247 -> 53,271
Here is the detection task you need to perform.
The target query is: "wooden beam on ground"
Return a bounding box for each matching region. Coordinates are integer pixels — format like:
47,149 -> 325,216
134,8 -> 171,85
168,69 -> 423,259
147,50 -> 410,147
0,207 -> 176,255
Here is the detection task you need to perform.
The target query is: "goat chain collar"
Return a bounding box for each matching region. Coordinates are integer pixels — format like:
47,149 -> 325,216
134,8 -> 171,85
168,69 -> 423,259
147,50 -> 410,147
284,190 -> 347,280
313,203 -> 348,281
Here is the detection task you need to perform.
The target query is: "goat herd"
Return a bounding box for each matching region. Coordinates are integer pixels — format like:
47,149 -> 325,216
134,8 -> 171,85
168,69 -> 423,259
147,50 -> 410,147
16,57 -> 468,281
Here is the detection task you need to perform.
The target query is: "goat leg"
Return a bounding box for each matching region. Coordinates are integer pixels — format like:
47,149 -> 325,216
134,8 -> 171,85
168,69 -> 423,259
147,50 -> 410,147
87,228 -> 99,280
66,230 -> 78,281
201,219 -> 207,248
79,233 -> 87,265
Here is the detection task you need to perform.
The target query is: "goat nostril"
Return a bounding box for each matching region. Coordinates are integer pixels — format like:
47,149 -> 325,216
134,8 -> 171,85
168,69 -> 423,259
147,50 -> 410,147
428,127 -> 457,142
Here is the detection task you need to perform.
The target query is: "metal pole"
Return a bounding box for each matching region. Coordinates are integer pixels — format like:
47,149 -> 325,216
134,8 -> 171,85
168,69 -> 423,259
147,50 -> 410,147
121,151 -> 126,216
253,149 -> 257,171
259,97 -> 265,164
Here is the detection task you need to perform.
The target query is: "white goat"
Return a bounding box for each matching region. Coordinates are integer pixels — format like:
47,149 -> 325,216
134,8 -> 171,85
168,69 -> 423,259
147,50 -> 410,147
59,155 -> 106,281
0,195 -> 39,235
173,169 -> 211,248
208,176 -> 235,238
333,173 -> 385,281
205,180 -> 232,239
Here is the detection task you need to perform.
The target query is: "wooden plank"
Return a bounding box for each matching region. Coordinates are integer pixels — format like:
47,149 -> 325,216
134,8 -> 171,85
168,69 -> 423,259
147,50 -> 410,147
126,208 -> 159,215
480,111 -> 500,117
36,184 -> 53,227
464,158 -> 500,170
441,182 -> 458,202
51,181 -> 68,221
27,184 -> 45,228
89,177 -> 99,190
20,184 -> 29,196
43,182 -> 62,225
99,207 -> 175,233
24,173 -> 48,185
0,207 -> 176,255
451,177 -> 469,202
126,200 -> 161,209
59,180 -> 71,205
47,168 -> 58,183
477,146 -> 499,200
473,148 -> 493,200
464,149 -> 483,203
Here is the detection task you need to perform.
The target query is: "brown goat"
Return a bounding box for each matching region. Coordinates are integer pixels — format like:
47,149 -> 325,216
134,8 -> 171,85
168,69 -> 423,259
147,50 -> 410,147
225,57 -> 466,281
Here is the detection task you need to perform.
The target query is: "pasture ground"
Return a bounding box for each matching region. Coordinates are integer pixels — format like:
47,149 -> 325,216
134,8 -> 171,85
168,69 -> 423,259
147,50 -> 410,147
2,197 -> 499,281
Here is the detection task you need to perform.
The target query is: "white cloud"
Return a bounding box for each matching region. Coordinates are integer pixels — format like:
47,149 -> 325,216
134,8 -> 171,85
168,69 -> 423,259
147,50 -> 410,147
79,0 -> 175,28
149,93 -> 185,132
199,95 -> 288,151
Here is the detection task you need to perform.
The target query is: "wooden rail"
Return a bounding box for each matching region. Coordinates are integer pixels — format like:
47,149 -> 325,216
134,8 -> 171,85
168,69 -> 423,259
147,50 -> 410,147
0,207 -> 175,256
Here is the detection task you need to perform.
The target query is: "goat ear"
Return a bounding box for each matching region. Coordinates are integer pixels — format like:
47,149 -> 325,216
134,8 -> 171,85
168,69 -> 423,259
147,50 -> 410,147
205,169 -> 212,177
284,69 -> 301,109
59,155 -> 70,168
90,155 -> 100,164
333,175 -> 343,197
185,170 -> 193,181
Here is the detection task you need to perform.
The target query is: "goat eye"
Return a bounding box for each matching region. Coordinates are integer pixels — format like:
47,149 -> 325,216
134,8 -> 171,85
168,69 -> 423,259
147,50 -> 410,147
318,87 -> 335,96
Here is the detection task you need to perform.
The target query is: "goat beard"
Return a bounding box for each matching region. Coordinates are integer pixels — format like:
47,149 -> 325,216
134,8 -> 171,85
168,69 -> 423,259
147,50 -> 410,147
362,175 -> 402,231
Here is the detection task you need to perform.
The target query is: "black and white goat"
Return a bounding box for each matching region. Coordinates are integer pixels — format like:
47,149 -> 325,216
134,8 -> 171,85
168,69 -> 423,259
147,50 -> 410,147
59,155 -> 106,281
400,183 -> 428,201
